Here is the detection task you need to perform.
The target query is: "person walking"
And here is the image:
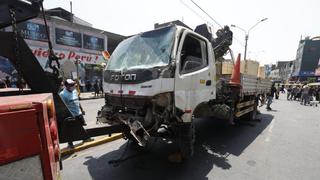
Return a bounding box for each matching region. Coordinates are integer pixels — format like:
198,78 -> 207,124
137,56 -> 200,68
300,85 -> 309,105
296,86 -> 302,101
287,85 -> 292,100
59,79 -> 89,148
99,79 -> 104,96
4,76 -> 11,88
290,86 -> 297,100
316,86 -> 320,101
281,84 -> 285,93
275,84 -> 280,99
266,84 -> 277,110
0,79 -> 6,88
93,79 -> 100,97
307,86 -> 314,105
85,80 -> 92,92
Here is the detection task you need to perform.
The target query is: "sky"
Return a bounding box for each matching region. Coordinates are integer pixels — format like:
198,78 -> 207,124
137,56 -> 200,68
44,0 -> 320,65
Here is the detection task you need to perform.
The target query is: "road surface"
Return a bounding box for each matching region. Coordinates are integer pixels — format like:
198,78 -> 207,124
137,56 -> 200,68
61,94 -> 320,180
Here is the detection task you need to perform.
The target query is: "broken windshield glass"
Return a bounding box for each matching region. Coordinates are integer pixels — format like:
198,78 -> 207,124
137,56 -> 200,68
106,26 -> 175,71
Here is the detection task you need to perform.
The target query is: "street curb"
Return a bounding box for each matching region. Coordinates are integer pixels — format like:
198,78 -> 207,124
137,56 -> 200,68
79,96 -> 104,101
60,133 -> 123,157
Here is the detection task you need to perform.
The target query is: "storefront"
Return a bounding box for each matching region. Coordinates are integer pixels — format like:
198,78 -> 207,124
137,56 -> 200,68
3,16 -> 108,83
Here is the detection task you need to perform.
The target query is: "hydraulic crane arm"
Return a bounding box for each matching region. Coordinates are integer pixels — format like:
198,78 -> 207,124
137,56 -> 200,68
195,24 -> 233,60
0,0 -> 128,143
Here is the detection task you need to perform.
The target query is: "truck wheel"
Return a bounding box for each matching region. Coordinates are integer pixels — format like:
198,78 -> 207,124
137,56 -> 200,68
178,122 -> 195,159
243,105 -> 257,121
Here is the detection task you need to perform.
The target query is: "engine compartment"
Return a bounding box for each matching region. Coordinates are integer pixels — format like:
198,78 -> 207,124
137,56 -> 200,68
97,92 -> 176,146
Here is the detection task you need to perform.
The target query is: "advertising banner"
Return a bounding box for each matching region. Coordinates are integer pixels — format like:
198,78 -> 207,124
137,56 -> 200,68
17,21 -> 48,42
0,56 -> 16,79
83,34 -> 104,51
29,46 -> 105,69
55,28 -> 82,47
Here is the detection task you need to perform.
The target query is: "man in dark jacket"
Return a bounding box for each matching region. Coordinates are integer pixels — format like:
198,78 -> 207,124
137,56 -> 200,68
4,76 -> 11,87
266,84 -> 277,110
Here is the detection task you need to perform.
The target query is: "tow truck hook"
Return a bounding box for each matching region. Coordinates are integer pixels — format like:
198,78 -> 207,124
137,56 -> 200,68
127,119 -> 150,147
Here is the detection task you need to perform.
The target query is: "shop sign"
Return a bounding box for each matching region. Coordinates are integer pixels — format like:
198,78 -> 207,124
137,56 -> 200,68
299,71 -> 315,76
83,34 -> 104,51
29,46 -> 105,68
17,21 -> 48,42
55,28 -> 82,47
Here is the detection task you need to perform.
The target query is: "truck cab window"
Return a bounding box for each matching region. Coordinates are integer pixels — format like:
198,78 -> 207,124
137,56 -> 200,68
180,35 -> 207,74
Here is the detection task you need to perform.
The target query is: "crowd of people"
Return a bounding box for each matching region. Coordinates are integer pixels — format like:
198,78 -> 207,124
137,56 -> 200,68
259,83 -> 320,111
286,84 -> 320,106
84,79 -> 103,97
0,76 -> 27,89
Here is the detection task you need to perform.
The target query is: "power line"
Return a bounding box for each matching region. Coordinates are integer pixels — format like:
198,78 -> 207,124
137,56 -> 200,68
179,0 -> 214,28
179,0 -> 244,47
189,0 -> 223,28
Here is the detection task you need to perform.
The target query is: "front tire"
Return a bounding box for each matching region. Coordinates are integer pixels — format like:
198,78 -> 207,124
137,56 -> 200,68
177,122 -> 195,159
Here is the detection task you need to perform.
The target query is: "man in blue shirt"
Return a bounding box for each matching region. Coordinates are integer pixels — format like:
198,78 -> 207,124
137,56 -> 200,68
60,79 -> 84,120
60,79 -> 88,147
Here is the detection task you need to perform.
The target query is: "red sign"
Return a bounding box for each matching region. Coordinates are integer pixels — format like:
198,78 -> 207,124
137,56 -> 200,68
29,46 -> 105,68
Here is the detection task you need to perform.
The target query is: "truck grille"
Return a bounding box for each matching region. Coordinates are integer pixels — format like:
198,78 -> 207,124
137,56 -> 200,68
106,94 -> 151,109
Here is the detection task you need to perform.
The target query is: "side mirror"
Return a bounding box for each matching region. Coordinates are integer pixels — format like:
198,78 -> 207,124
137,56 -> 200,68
181,60 -> 202,74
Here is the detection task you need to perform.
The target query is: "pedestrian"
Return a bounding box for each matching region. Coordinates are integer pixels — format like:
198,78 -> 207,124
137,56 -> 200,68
307,86 -> 314,105
316,86 -> 320,101
275,84 -> 280,99
93,79 -> 99,97
287,85 -> 292,100
99,79 -> 103,95
78,77 -> 85,92
290,86 -> 297,100
300,85 -> 309,105
0,79 -> 6,88
266,84 -> 276,110
59,79 -> 89,148
281,84 -> 285,93
85,80 -> 92,92
296,86 -> 302,101
4,76 -> 11,88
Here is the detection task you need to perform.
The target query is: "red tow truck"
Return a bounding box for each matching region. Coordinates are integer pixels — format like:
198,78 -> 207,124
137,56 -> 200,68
0,1 -> 128,179
0,94 -> 60,180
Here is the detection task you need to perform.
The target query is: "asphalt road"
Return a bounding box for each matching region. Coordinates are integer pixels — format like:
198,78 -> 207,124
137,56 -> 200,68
61,94 -> 320,180
79,98 -> 104,128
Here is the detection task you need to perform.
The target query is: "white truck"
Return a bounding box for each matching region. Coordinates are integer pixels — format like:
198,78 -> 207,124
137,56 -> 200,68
97,24 -> 271,158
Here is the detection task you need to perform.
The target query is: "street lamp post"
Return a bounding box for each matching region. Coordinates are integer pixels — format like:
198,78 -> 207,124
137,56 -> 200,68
231,18 -> 268,61
75,57 -> 81,95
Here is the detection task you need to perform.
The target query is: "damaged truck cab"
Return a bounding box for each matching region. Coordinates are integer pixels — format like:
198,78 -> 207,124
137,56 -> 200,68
97,24 -> 259,157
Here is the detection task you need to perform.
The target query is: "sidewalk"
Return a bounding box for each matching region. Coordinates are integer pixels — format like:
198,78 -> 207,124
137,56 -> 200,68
59,122 -> 123,157
79,92 -> 104,100
59,93 -> 122,157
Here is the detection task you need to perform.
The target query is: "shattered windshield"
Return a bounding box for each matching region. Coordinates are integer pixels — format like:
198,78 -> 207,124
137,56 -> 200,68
106,26 -> 175,71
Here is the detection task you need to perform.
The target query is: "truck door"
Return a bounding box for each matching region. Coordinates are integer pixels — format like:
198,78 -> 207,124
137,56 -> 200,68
174,31 -> 215,122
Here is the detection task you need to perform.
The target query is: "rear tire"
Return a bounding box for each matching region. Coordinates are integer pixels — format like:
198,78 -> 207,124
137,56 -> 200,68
242,103 -> 258,121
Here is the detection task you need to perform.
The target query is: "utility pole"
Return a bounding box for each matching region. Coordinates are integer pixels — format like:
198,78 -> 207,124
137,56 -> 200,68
231,18 -> 268,61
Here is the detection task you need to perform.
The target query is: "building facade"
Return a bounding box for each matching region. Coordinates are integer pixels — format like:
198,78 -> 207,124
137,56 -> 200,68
1,8 -> 125,84
292,37 -> 320,82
